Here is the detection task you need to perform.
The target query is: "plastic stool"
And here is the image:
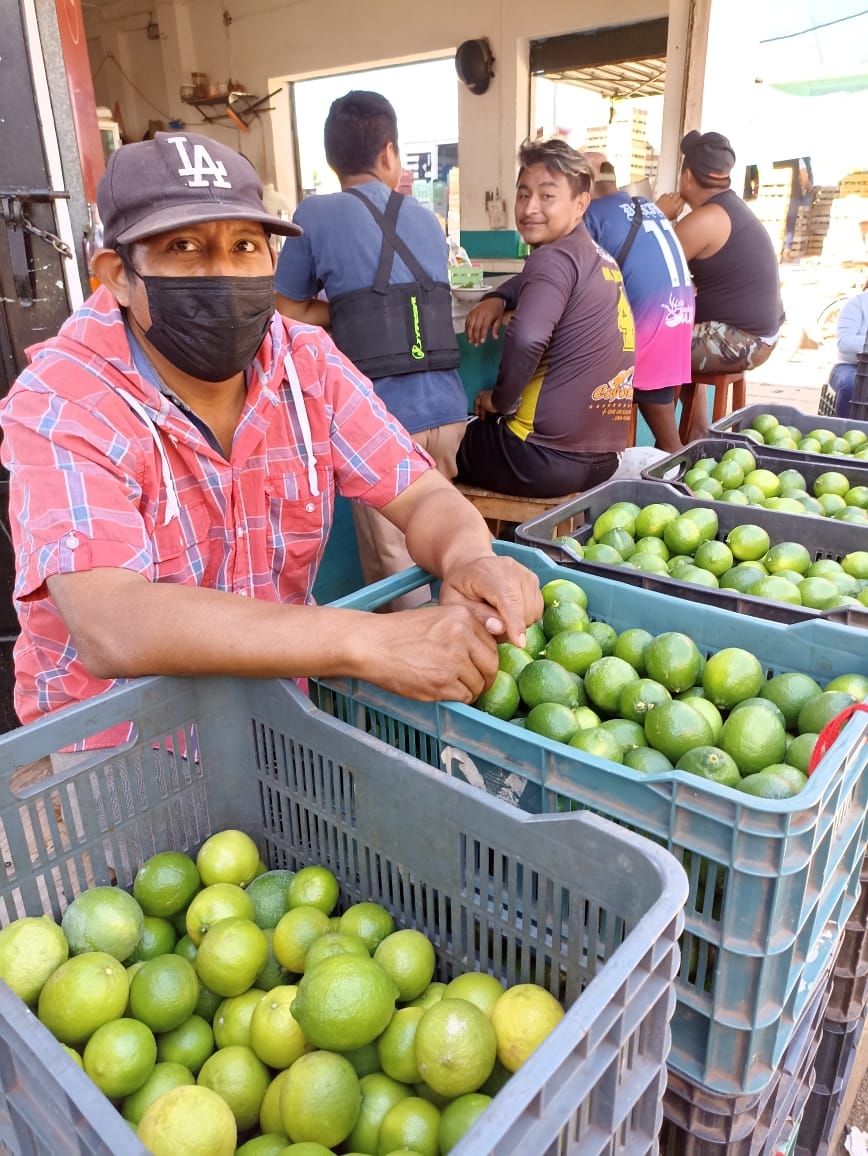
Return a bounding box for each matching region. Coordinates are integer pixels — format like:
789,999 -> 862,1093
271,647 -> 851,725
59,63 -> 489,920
678,372 -> 746,441
455,484 -> 579,538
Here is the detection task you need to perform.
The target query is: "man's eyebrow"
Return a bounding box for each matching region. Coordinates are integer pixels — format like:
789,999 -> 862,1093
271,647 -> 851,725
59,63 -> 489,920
517,176 -> 561,190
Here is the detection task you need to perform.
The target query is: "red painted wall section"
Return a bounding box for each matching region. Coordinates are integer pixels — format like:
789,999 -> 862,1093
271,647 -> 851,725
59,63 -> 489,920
54,0 -> 104,200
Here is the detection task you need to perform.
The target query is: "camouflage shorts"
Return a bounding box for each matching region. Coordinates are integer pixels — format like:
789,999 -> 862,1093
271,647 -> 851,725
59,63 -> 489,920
692,320 -> 777,375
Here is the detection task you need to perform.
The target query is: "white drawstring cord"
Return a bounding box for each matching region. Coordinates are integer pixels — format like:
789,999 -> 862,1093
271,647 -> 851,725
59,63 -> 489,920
115,388 -> 181,524
283,353 -> 320,497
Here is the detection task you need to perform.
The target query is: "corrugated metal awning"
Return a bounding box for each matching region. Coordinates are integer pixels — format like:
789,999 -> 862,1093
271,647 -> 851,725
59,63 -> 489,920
542,58 -> 666,99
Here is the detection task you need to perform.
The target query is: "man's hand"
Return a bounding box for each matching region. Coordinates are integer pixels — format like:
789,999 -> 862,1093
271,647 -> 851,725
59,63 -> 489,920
656,192 -> 684,222
465,297 -> 506,346
472,389 -> 498,420
351,604 -> 501,703
437,554 -> 544,651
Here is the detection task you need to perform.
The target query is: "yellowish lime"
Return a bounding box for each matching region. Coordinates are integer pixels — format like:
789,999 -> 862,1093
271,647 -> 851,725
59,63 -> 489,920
279,1050 -> 361,1148
136,1083 -> 236,1156
259,1068 -> 294,1135
490,983 -> 565,1073
304,930 -> 370,971
287,865 -> 340,915
235,1136 -> 292,1156
415,997 -> 497,1097
185,883 -> 255,946
195,916 -> 268,998
250,983 -> 307,1069
291,952 -> 399,1050
339,902 -> 396,954
409,980 -> 449,1010
272,905 -> 332,972
121,1060 -> 196,1126
38,951 -> 129,1045
377,1004 -> 425,1083
197,1043 -> 271,1131
377,1095 -> 442,1156
61,886 -> 144,960
0,915 -> 68,1006
540,578 -> 589,609
443,971 -> 506,1018
212,988 -> 263,1048
373,929 -> 436,1002
346,1072 -> 412,1154
196,829 -> 260,888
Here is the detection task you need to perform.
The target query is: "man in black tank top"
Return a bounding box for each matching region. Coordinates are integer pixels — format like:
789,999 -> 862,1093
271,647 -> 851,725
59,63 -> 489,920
658,131 -> 784,439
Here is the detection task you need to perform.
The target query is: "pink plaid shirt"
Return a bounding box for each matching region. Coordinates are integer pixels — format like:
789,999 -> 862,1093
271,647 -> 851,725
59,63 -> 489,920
0,287 -> 432,733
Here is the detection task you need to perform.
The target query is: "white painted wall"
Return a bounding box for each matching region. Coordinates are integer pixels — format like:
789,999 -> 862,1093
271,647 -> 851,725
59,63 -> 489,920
83,0 -> 721,231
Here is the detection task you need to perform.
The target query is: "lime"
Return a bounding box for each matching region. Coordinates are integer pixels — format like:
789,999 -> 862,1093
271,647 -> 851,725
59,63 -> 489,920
684,695 -> 724,744
644,701 -> 713,763
601,717 -> 647,751
718,489 -> 750,505
751,413 -> 779,438
545,630 -> 602,675
701,648 -> 764,709
583,656 -> 640,715
524,621 -> 547,658
134,851 -> 201,918
195,917 -> 268,997
623,746 -> 674,773
629,552 -> 671,575
498,641 -> 533,680
737,770 -> 804,799
692,476 -> 724,499
676,746 -> 741,788
763,542 -> 812,575
785,733 -> 819,774
814,471 -> 851,498
711,459 -> 745,490
759,672 -> 823,730
582,542 -> 624,565
84,1016 -> 157,1099
245,870 -> 295,929
542,599 -> 591,636
643,632 -> 703,694
591,506 -> 637,540
61,886 -> 144,960
474,670 -> 520,720
129,953 -> 200,1033
744,469 -> 780,498
439,1092 -> 492,1153
720,706 -> 788,775
568,726 -> 625,763
524,702 -> 579,744
490,983 -> 565,1073
553,535 -> 584,560
196,829 -> 260,888
518,659 -> 580,710
726,524 -> 771,562
250,984 -> 307,1069
797,690 -> 857,735
409,980 -> 449,1010
598,527 -> 636,558
633,536 -> 671,560
38,950 -> 129,1045
236,1137 -> 293,1156
842,551 -> 868,580
272,905 -> 331,972
377,1004 -> 424,1084
663,515 -> 703,555
612,627 -> 654,674
291,952 -> 399,1049
373,929 -> 436,1002
212,989 -> 264,1048
415,997 -> 497,1096
722,446 -> 757,473
126,915 -> 177,963
346,1072 -> 411,1154
824,673 -> 868,700
719,562 -> 768,593
0,915 -> 68,1006
304,930 -> 370,971
634,502 -> 680,539
818,492 -> 847,516
540,578 -> 589,609
121,1060 -> 197,1126
339,901 -> 395,953
136,1084 -> 236,1156
678,564 -> 720,589
198,1044 -> 271,1132
279,1050 -> 362,1148
752,576 -> 803,605
618,678 -> 671,724
259,1069 -> 294,1136
798,577 -> 840,610
185,883 -> 255,946
156,1013 -> 214,1073
693,540 -> 734,576
378,1096 -> 442,1156
442,972 -> 505,1017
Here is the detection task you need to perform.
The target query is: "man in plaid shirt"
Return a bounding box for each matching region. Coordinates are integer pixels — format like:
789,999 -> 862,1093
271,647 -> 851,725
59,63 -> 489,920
0,133 -> 541,743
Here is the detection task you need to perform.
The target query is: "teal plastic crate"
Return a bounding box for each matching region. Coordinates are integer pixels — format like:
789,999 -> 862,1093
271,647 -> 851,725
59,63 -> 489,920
0,675 -> 686,1156
316,541 -> 868,1094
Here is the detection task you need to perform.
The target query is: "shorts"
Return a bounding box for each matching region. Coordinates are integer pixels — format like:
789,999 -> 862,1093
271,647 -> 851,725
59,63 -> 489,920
634,387 -> 675,405
692,320 -> 777,375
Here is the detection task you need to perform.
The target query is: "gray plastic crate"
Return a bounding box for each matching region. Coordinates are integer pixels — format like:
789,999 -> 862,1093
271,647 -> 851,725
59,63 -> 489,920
0,675 -> 686,1156
642,436 -> 868,500
709,403 -> 868,446
316,541 -> 868,1095
513,477 -> 868,627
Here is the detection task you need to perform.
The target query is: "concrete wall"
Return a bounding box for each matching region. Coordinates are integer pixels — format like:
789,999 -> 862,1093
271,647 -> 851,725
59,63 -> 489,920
83,0 -> 723,230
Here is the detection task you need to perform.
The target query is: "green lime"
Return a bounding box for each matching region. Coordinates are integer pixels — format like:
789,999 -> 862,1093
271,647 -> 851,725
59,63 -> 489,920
764,542 -> 812,575
587,621 -> 618,656
591,506 -> 638,540
245,870 -> 295,930
634,503 -> 680,539
583,656 -> 640,715
133,851 -> 201,918
785,733 -> 819,774
524,703 -> 579,744
701,648 -> 764,710
518,659 -> 580,710
545,630 -> 602,675
720,705 -> 788,775
618,678 -> 672,724
542,600 -> 590,637
623,746 -> 674,773
601,717 -> 647,752
524,622 -> 547,658
824,673 -> 868,700
760,672 -> 823,730
693,540 -> 734,576
726,524 -> 771,562
612,628 -> 654,674
643,701 -> 713,763
540,578 -> 589,609
498,642 -> 533,680
676,746 -> 740,787
569,726 -> 624,763
643,632 -> 704,694
474,671 -> 520,720
737,769 -> 805,799
797,690 -> 857,735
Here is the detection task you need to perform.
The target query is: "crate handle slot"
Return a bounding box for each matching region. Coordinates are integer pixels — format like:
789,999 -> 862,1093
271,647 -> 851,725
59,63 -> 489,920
441,744 -> 529,806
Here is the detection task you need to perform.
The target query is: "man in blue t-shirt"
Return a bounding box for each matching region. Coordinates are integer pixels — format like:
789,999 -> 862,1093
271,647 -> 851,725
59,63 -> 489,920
275,91 -> 467,605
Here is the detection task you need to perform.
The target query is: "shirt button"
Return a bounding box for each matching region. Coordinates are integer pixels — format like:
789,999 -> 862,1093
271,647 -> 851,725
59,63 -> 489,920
238,589 -> 248,596
237,526 -> 245,537
305,502 -> 315,513
64,534 -> 79,549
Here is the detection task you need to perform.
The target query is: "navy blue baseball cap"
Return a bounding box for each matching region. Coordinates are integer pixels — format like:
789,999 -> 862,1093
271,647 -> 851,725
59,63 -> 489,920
97,130 -> 301,247
680,130 -> 736,179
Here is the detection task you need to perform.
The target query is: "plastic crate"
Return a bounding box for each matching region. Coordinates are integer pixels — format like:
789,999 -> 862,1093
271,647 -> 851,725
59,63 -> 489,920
641,436 -> 868,500
794,1011 -> 867,1156
709,403 -> 868,445
658,953 -> 830,1155
0,674 -> 687,1156
314,541 -> 868,1094
512,477 -> 868,627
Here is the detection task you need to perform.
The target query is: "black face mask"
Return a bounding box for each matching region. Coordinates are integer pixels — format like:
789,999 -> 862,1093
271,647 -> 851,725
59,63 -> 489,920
134,274 -> 275,382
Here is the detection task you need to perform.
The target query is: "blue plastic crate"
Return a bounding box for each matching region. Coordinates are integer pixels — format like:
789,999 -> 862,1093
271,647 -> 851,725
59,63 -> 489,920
0,675 -> 686,1156
315,541 -> 868,1094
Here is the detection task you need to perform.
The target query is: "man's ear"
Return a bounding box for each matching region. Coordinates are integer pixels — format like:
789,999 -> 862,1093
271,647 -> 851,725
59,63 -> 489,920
91,249 -> 132,305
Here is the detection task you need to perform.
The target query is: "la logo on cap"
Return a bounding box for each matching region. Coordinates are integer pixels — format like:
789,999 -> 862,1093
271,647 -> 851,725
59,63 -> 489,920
166,135 -> 232,189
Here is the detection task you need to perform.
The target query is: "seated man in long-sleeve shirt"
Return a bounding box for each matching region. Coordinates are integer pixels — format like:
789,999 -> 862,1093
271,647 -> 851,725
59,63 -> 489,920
456,139 -> 635,499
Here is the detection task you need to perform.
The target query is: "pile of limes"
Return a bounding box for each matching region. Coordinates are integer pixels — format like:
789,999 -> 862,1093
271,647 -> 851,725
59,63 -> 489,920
0,833 -> 566,1156
669,444 -> 868,524
562,499 -> 868,609
741,412 -> 868,458
474,576 -> 867,799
